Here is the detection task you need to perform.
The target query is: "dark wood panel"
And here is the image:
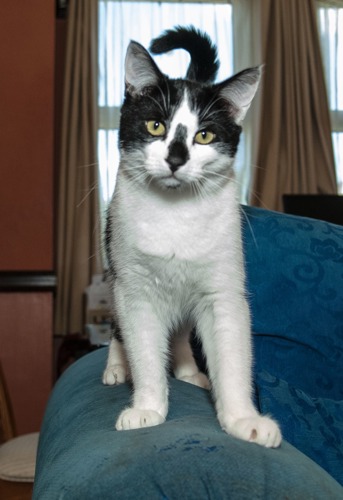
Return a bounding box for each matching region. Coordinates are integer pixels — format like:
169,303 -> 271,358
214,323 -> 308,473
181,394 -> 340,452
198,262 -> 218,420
0,292 -> 53,434
0,272 -> 57,292
0,480 -> 33,500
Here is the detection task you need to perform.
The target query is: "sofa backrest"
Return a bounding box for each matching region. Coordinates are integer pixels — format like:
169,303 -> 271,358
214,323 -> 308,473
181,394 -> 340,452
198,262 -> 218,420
242,205 -> 343,400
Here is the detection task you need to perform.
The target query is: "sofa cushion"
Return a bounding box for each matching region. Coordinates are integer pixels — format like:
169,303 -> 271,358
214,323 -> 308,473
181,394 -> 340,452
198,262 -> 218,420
242,206 -> 343,400
256,370 -> 343,486
33,348 -> 343,499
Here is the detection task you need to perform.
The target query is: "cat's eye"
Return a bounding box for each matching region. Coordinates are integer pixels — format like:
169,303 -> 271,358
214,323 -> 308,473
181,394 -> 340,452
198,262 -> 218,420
194,130 -> 216,145
146,120 -> 166,137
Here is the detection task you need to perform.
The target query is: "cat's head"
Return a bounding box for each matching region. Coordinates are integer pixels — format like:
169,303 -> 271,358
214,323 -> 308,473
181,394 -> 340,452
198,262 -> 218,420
119,26 -> 261,194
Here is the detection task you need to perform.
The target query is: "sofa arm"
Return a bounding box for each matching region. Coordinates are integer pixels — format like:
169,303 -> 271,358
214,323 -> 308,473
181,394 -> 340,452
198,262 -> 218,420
33,349 -> 342,499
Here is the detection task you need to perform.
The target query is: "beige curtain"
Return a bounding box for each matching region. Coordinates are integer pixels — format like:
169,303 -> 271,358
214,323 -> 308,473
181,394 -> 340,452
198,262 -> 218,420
55,0 -> 101,336
251,0 -> 337,211
232,0 -> 263,202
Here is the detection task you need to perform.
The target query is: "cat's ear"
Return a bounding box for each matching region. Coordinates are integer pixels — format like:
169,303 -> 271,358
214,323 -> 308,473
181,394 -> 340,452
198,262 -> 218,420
125,41 -> 164,95
217,66 -> 262,124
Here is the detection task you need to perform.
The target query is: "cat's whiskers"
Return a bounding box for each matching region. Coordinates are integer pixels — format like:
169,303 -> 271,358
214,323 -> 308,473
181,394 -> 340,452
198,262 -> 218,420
202,168 -> 232,182
194,168 -> 232,198
146,94 -> 166,116
166,82 -> 171,112
205,177 -> 224,197
147,83 -> 171,116
157,82 -> 171,114
190,180 -> 205,202
189,175 -> 221,202
239,206 -> 258,249
248,162 -> 266,172
207,173 -> 259,248
198,95 -> 223,122
131,170 -> 150,186
123,161 -> 151,186
77,181 -> 99,208
229,166 -> 269,210
77,161 -> 100,170
201,108 -> 224,124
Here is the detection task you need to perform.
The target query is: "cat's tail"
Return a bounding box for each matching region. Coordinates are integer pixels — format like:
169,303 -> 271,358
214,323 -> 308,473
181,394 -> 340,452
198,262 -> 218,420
149,25 -> 219,84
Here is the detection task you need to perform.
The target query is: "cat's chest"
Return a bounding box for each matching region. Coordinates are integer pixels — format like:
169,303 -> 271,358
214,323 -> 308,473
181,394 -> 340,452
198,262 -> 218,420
115,181 -> 236,261
135,206 -> 209,258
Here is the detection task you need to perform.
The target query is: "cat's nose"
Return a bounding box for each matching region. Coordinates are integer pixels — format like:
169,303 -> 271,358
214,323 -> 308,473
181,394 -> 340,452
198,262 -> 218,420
166,156 -> 186,172
166,141 -> 189,172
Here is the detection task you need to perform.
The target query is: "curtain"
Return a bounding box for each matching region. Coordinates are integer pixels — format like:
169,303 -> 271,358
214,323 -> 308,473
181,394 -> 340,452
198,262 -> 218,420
251,0 -> 337,211
232,0 -> 263,202
55,0 -> 101,336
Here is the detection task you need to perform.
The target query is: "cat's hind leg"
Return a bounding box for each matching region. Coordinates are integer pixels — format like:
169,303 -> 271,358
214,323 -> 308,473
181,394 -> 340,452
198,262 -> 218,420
172,328 -> 210,390
102,337 -> 129,385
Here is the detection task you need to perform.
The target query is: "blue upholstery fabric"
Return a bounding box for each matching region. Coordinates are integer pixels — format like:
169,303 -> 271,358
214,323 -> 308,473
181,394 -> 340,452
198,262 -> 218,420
241,207 -> 343,486
242,206 -> 343,400
33,348 -> 342,499
33,207 -> 343,498
257,371 -> 343,485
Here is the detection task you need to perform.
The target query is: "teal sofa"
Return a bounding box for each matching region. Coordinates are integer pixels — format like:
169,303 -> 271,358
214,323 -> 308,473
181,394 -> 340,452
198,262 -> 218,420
33,206 -> 343,499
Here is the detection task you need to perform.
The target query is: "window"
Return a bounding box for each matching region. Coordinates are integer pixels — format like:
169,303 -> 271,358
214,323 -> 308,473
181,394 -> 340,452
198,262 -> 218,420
317,4 -> 343,192
98,0 -> 233,214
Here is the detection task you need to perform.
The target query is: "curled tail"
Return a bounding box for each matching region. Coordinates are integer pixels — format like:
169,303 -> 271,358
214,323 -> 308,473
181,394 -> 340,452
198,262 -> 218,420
149,25 -> 219,83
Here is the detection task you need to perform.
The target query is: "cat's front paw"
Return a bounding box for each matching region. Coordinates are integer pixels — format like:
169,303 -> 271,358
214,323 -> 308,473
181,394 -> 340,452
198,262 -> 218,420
102,364 -> 127,385
221,415 -> 282,448
178,372 -> 210,390
115,408 -> 165,430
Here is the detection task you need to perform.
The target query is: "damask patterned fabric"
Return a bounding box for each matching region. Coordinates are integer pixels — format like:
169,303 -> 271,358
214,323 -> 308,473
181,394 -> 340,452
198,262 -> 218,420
242,205 -> 343,400
257,371 -> 343,485
241,206 -> 343,485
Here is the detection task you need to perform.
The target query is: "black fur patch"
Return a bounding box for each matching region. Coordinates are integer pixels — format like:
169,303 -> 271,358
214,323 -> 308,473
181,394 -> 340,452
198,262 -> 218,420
166,124 -> 189,170
150,26 -> 219,83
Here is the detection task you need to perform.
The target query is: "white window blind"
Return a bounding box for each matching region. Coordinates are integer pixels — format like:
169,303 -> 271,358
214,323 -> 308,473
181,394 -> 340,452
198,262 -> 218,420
317,3 -> 343,192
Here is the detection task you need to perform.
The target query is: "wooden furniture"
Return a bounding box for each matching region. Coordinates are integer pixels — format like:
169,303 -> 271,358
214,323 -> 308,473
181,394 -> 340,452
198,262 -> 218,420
0,481 -> 33,500
0,276 -> 55,435
283,194 -> 343,226
0,363 -> 33,500
0,363 -> 15,443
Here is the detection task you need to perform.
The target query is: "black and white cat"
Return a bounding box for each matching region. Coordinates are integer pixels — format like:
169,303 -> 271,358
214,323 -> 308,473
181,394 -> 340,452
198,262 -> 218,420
103,27 -> 281,448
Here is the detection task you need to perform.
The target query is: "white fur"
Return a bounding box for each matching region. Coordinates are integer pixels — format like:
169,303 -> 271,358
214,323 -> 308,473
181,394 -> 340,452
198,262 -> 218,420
103,90 -> 282,447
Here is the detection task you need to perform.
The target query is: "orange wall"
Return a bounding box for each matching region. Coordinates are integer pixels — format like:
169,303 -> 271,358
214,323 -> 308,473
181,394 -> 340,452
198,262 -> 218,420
0,2 -> 54,271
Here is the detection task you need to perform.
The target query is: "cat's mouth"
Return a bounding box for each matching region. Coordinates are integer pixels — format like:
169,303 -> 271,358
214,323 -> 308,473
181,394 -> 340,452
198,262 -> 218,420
158,174 -> 182,190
